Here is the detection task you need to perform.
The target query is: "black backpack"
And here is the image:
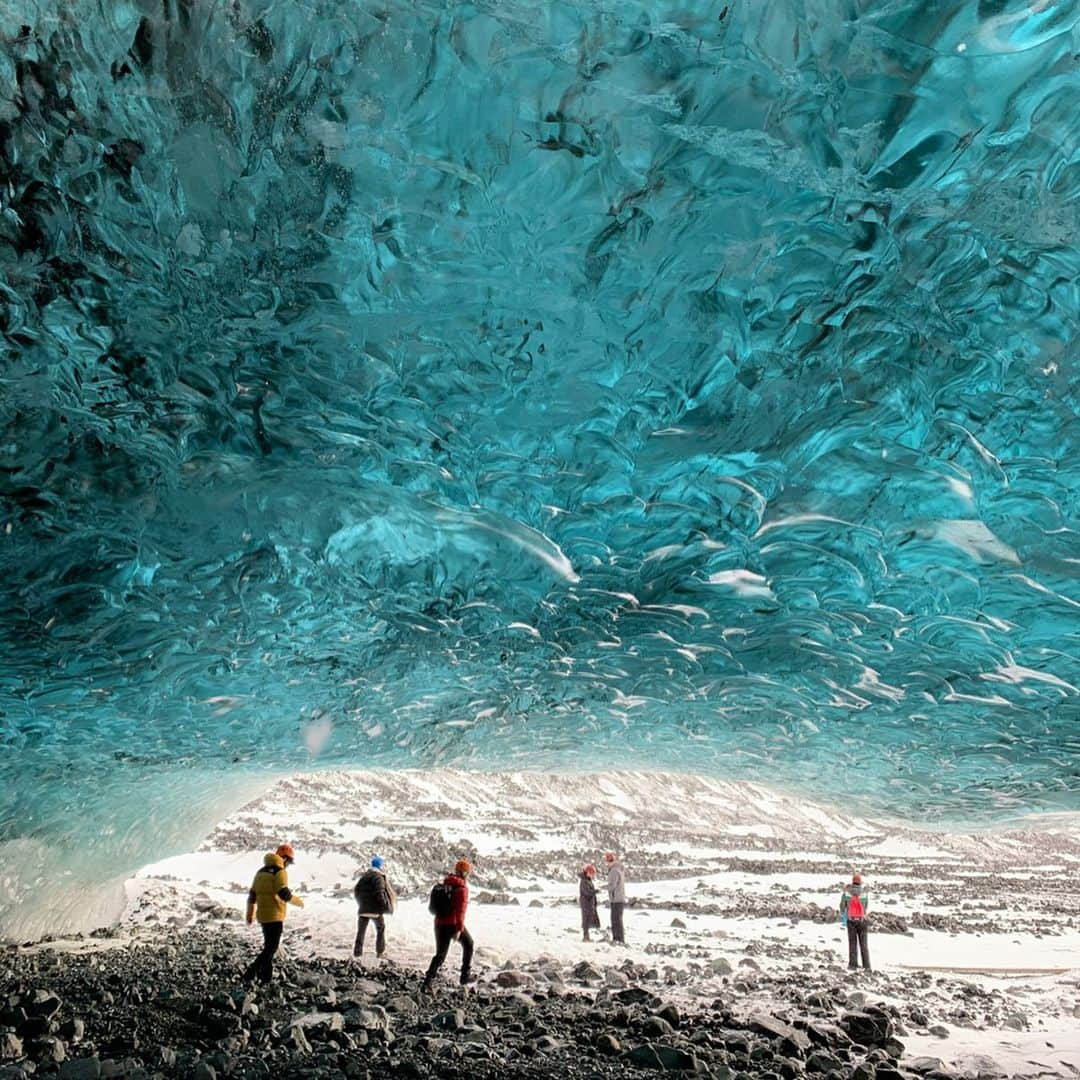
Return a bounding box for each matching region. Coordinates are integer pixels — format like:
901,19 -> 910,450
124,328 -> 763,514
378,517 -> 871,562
428,882 -> 454,918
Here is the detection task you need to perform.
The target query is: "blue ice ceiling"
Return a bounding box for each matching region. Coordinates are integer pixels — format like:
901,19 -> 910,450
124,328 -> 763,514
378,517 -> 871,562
1,0 -> 1079,899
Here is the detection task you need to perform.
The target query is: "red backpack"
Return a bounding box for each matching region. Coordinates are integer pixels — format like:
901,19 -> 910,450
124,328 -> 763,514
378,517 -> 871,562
847,892 -> 865,919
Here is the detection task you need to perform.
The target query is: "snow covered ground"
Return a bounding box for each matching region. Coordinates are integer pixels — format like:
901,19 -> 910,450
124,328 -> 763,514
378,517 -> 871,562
123,770 -> 1080,1077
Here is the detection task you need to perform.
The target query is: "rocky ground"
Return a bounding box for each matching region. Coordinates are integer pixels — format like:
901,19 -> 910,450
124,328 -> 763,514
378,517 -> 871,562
0,922 -> 973,1080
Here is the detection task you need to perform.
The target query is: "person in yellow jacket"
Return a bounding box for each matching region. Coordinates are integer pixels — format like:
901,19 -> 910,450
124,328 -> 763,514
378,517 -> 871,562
242,843 -> 305,985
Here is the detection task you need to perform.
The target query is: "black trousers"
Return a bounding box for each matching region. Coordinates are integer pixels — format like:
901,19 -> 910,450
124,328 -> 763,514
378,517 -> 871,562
424,924 -> 474,985
610,902 -> 626,943
354,914 -> 386,956
244,921 -> 284,984
847,918 -> 870,969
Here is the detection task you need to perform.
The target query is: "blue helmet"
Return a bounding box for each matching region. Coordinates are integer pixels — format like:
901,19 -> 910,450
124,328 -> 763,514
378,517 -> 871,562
371,856 -> 384,869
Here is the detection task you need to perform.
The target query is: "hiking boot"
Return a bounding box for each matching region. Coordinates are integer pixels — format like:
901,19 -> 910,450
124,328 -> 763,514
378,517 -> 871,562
459,972 -> 476,986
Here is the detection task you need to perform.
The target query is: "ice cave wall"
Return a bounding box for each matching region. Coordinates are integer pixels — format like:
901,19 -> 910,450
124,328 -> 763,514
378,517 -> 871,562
0,0 -> 1078,935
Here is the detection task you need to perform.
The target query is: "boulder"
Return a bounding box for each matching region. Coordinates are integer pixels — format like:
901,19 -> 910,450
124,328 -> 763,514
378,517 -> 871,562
616,987 -> 656,1006
596,1033 -> 622,1055
642,1016 -> 675,1038
656,1003 -> 681,1029
842,1009 -> 895,1048
624,1044 -> 702,1072
909,1058 -> 949,1075
348,1006 -> 391,1035
495,971 -> 531,989
571,962 -> 604,984
750,1014 -> 811,1054
432,1009 -> 465,1033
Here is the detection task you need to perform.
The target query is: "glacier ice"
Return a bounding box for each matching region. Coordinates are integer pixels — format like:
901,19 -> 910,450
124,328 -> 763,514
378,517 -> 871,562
0,0 -> 1078,932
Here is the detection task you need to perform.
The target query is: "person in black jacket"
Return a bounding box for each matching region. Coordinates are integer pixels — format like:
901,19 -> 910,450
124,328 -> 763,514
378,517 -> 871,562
353,856 -> 397,959
579,864 -> 601,942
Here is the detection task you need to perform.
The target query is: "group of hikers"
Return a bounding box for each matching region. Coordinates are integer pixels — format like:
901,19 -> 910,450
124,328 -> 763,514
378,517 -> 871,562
243,845 -> 871,988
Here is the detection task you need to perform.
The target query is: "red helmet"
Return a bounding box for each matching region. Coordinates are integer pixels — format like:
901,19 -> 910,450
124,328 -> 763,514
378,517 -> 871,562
604,852 -> 616,863
276,843 -> 295,862
583,865 -> 596,876
454,859 -> 473,876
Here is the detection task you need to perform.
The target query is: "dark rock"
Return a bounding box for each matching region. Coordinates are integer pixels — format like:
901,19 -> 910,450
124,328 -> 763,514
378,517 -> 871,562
807,1050 -> 843,1072
750,1015 -> 811,1054
18,1015 -> 52,1040
29,1035 -> 67,1063
909,1059 -> 948,1075
596,1033 -> 621,1055
28,991 -> 63,1019
494,971 -> 531,989
616,987 -> 655,1006
200,1010 -> 241,1040
571,962 -> 603,983
59,1058 -> 101,1080
656,1003 -> 681,1029
432,1009 -> 465,1032
625,1044 -> 702,1072
473,892 -> 518,905
841,1009 -> 894,1049
58,1018 -> 85,1043
642,1016 -> 675,1038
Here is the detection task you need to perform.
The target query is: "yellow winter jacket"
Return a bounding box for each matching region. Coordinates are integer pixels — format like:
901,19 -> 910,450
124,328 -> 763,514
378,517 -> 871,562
246,852 -> 303,923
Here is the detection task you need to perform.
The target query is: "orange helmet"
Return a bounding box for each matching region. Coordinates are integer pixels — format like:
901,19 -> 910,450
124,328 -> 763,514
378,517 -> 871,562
276,843 -> 295,862
454,859 -> 472,876
852,872 -> 862,884
583,864 -> 596,876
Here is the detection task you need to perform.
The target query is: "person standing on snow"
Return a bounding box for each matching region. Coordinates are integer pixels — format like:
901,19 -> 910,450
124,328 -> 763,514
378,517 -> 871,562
243,842 -> 304,985
579,864 -> 602,942
422,859 -> 474,992
840,872 -> 871,971
605,852 -> 627,945
353,855 -> 397,960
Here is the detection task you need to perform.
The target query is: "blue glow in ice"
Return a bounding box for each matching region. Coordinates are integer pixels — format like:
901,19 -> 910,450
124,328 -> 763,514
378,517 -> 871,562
0,0 -> 1078,928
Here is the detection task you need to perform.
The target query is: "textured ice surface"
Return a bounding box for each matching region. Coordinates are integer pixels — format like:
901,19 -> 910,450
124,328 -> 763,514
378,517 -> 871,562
0,0 -> 1078,926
